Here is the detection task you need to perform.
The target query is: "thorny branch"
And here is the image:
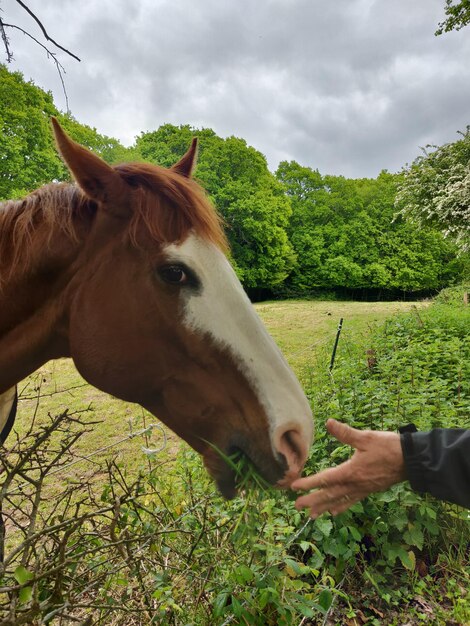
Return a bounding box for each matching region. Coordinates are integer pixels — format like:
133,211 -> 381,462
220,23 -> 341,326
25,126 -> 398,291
0,379 -> 208,625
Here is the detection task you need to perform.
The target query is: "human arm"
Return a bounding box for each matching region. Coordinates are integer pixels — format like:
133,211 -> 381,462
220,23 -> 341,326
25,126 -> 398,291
403,428 -> 470,508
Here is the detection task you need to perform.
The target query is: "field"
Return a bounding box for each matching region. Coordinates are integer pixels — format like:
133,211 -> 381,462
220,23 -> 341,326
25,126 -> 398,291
2,296 -> 469,625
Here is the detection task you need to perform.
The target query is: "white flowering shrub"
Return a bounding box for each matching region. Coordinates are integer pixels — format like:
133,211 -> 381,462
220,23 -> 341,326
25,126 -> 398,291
396,128 -> 470,254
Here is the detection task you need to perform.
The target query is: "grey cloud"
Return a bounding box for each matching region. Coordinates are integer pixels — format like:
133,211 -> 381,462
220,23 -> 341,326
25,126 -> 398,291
3,0 -> 470,177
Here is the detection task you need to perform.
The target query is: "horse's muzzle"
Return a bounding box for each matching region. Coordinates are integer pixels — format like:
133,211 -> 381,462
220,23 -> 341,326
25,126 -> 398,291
203,433 -> 289,499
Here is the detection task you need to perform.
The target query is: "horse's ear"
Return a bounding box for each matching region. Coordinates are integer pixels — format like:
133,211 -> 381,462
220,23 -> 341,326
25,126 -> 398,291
51,117 -> 130,216
171,138 -> 198,178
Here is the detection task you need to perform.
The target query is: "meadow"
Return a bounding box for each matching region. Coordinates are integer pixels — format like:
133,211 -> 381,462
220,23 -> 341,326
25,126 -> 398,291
1,294 -> 469,625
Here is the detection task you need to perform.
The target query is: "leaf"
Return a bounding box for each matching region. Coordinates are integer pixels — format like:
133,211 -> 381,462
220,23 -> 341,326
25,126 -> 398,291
315,517 -> 333,537
363,568 -> 380,592
308,550 -> 325,570
407,550 -> 416,571
18,586 -> 32,604
404,525 -> 424,551
213,591 -> 229,617
348,525 -> 362,541
230,596 -> 242,617
318,588 -> 333,611
385,545 -> 412,567
284,558 -> 308,577
14,566 -> 34,585
296,601 -> 315,618
234,564 -> 254,584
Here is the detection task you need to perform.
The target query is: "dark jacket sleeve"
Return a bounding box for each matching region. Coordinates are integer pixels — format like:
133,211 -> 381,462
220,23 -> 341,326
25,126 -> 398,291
401,429 -> 470,508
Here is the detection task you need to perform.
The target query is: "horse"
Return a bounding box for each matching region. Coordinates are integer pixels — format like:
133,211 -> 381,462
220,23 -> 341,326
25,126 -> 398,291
0,118 -> 313,498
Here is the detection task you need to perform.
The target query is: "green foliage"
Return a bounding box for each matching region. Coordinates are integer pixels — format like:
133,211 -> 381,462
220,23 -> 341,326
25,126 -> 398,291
0,65 -> 62,199
276,162 -> 463,293
0,64 -> 136,200
396,127 -> 470,254
435,0 -> 470,35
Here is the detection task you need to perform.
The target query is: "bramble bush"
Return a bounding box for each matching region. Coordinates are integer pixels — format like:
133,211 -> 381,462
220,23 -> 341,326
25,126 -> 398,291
0,289 -> 469,624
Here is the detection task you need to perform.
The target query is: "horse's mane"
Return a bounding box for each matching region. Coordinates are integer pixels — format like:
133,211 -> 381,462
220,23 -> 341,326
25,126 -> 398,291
0,184 -> 90,283
0,162 -> 227,283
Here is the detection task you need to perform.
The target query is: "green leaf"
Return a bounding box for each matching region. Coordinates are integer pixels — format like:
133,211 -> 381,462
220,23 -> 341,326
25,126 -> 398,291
387,545 -> 414,569
18,586 -> 32,604
404,526 -> 424,551
348,525 -> 362,541
315,517 -> 333,537
14,566 -> 34,585
213,591 -> 228,617
231,596 -> 242,617
318,588 -> 333,611
284,557 -> 308,577
308,550 -> 325,570
234,564 -> 254,584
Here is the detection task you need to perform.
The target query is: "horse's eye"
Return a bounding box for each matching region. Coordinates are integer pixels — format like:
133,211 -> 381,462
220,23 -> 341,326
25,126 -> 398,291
158,265 -> 188,285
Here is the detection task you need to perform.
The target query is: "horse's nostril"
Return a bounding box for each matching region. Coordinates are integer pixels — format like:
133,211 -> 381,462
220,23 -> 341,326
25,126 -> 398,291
274,427 -> 307,476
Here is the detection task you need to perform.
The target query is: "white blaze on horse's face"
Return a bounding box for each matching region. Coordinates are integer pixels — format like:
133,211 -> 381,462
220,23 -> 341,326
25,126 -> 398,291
164,234 -> 314,483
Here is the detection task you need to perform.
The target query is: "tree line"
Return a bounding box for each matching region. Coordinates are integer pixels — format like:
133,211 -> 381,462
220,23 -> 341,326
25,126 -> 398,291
1,64 -> 467,298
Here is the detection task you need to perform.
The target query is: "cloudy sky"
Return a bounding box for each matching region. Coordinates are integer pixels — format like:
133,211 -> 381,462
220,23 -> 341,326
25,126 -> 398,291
3,0 -> 470,177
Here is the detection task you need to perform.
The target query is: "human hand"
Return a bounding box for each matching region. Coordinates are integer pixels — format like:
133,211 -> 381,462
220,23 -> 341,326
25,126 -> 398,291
292,419 -> 406,518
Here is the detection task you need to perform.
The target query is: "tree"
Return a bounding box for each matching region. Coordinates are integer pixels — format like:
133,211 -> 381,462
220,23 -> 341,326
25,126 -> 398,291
277,162 -> 463,294
395,128 -> 470,253
435,0 -> 470,35
0,65 -> 134,199
0,64 -> 62,198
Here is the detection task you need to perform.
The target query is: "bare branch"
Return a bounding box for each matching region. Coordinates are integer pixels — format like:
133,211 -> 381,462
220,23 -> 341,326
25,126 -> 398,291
14,0 -> 81,61
0,15 -> 13,62
2,22 -> 71,112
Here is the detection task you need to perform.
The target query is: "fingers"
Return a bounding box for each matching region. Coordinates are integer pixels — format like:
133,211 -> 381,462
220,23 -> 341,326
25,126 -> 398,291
291,420 -> 362,492
291,420 -> 368,519
291,459 -> 353,492
326,419 -> 363,448
295,486 -> 362,518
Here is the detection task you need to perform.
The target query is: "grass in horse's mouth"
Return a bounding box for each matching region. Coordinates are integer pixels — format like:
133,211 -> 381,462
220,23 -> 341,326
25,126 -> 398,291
226,449 -> 273,491
208,443 -> 273,498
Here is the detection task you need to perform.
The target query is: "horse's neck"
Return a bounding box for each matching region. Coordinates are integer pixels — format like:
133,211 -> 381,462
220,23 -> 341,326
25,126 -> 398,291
0,191 -> 87,392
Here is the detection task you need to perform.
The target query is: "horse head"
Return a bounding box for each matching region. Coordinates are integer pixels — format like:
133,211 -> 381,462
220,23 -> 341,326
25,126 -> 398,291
49,119 -> 313,497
